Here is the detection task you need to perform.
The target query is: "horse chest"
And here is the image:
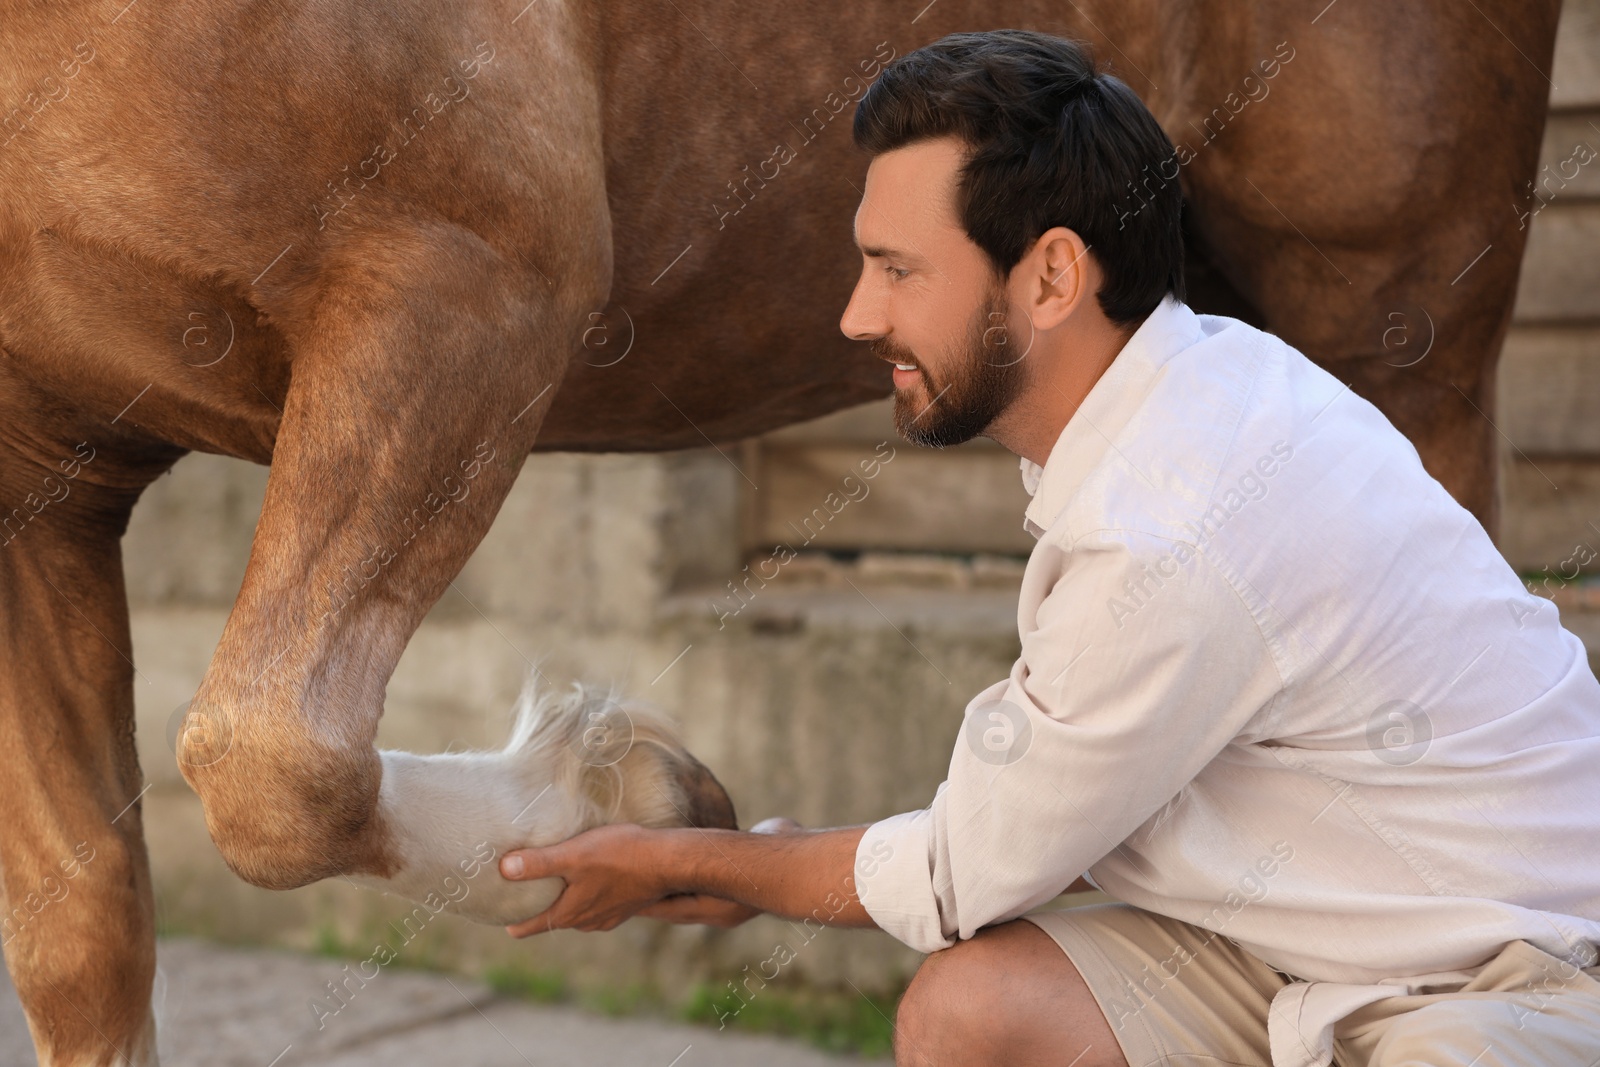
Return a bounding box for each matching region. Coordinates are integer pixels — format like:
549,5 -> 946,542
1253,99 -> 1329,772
0,227 -> 286,462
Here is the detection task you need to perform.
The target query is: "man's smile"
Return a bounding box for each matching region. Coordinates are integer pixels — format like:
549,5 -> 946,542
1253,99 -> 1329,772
877,352 -> 924,388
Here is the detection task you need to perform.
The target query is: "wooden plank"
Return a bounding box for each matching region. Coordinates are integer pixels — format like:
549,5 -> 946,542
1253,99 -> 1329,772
1537,111 -> 1600,199
1552,0 -> 1600,110
1514,201 -> 1600,322
749,441 -> 1600,578
1498,325 -> 1600,455
753,443 -> 1035,555
1499,456 -> 1600,573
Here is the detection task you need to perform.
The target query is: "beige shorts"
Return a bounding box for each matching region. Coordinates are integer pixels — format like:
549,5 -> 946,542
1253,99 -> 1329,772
1023,903 -> 1600,1067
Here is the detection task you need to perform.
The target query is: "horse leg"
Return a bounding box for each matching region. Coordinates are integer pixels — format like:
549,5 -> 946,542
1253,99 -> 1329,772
175,210 -> 711,924
0,378 -> 179,1066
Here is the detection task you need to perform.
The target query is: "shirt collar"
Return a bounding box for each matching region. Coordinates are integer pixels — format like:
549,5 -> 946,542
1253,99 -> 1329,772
1020,295 -> 1203,537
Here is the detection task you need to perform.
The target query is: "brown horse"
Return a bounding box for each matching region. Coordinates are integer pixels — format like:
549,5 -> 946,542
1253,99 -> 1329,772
0,0 -> 1559,1062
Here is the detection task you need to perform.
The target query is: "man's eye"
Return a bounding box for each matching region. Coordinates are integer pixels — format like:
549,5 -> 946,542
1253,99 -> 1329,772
885,266 -> 910,280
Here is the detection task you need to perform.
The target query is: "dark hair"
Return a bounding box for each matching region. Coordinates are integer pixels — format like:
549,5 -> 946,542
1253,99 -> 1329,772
853,30 -> 1184,326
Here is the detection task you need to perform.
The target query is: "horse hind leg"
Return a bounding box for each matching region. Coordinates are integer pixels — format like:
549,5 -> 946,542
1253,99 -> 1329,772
0,394 -> 177,1065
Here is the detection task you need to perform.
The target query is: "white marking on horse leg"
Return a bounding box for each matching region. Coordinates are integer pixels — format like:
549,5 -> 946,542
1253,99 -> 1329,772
348,678 -> 696,926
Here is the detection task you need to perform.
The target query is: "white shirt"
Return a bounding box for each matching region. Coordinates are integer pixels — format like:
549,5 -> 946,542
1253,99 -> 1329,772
854,296 -> 1600,1067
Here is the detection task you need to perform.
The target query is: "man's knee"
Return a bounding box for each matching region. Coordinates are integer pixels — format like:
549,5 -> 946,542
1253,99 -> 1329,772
895,920 -> 1126,1067
898,921 -> 1094,1066
897,934 -> 1014,1065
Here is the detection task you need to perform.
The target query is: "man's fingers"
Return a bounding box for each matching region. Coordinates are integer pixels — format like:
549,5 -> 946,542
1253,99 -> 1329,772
506,904 -> 562,939
500,845 -> 562,881
499,824 -> 676,936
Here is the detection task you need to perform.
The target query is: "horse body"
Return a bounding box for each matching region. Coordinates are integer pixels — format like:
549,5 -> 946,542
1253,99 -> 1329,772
0,0 -> 1559,1062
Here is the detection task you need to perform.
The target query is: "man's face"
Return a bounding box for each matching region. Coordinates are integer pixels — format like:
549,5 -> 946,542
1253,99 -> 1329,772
840,138 -> 1028,448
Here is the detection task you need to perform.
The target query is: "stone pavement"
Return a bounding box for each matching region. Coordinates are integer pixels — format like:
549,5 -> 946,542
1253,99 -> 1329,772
0,939 -> 891,1067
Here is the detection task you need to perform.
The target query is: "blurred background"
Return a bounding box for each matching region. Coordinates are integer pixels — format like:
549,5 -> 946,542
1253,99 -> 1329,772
15,0 -> 1600,1058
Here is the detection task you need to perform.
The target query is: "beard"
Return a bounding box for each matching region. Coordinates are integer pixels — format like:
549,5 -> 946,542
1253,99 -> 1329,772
873,279 -> 1027,449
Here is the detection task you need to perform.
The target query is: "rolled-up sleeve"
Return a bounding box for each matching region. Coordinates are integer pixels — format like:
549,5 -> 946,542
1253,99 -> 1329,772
854,801 -> 952,952
855,530 -> 1284,952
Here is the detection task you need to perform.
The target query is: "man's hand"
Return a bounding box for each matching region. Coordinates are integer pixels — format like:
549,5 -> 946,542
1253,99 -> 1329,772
499,817 -> 803,938
499,822 -> 673,937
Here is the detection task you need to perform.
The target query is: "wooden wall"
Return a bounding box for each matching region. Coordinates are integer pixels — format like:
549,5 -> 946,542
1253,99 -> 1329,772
1501,0 -> 1600,575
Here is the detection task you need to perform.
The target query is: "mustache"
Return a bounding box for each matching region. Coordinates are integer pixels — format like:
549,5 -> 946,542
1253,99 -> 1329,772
870,336 -> 919,367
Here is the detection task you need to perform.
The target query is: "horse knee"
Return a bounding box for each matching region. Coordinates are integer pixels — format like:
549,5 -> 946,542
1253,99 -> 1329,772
183,715 -> 388,890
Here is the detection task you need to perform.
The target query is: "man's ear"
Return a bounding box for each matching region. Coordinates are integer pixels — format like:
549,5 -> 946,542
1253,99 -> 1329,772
1022,226 -> 1092,331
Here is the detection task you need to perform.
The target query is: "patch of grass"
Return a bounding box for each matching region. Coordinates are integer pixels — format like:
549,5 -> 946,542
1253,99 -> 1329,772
485,963 -> 903,1056
307,916 -> 449,971
485,965 -> 667,1018
194,915 -> 905,1057
484,963 -> 571,1003
1519,569 -> 1599,591
312,921 -> 359,959
680,983 -> 900,1058
582,982 -> 664,1018
486,965 -> 672,1019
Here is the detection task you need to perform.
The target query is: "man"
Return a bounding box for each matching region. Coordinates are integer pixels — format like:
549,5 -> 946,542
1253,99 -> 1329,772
496,30 -> 1600,1067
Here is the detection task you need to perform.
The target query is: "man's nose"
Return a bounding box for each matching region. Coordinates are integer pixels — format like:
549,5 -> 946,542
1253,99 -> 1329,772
839,275 -> 884,342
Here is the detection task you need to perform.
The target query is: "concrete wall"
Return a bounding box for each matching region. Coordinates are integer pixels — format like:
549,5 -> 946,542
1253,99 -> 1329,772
128,447 -> 1026,1003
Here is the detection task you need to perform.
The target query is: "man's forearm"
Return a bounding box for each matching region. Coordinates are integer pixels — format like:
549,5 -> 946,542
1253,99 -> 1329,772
666,825 -> 877,928
498,820 -> 1092,937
